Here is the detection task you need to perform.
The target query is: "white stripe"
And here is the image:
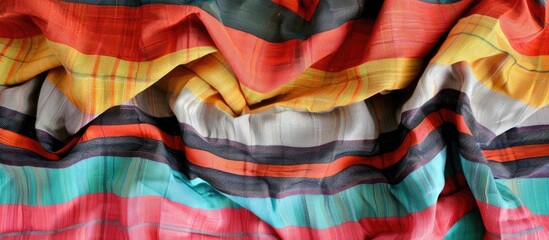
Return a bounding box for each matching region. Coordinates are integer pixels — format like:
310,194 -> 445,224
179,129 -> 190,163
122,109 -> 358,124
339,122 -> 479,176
517,105 -> 549,128
402,62 -> 540,135
36,79 -> 174,141
170,89 -> 380,147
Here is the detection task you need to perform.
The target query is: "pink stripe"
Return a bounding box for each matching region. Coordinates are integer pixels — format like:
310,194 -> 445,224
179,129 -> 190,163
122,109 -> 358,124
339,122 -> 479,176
0,193 -> 277,239
0,186 -> 476,239
476,200 -> 549,238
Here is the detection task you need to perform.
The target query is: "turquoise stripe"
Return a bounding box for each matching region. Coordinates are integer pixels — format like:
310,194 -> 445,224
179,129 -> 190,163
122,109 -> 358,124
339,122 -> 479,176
222,147 -> 448,228
495,178 -> 549,215
460,156 -> 526,209
0,148 -> 447,229
443,208 -> 484,240
0,156 -> 237,210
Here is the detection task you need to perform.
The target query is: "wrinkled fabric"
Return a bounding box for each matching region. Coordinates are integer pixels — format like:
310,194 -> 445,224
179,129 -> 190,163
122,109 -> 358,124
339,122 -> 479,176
1,0 -> 549,239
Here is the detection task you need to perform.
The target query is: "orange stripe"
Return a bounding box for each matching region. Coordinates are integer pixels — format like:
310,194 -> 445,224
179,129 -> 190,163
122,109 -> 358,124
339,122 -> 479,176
0,38 -> 14,62
5,38 -> 26,83
184,111 -> 471,178
110,59 -> 121,107
482,144 -> 549,163
0,110 -> 475,169
0,129 -> 59,160
81,124 -> 184,151
0,123 -> 183,161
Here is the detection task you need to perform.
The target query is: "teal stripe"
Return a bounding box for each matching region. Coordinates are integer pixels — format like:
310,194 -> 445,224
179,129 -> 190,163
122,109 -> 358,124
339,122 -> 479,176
460,156 -> 526,209
0,148 -> 447,229
443,208 -> 484,240
0,156 -> 237,210
222,147 -> 448,228
496,178 -> 549,215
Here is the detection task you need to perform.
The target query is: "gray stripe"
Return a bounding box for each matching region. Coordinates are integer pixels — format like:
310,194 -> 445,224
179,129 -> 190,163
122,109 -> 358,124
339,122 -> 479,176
0,75 -> 42,116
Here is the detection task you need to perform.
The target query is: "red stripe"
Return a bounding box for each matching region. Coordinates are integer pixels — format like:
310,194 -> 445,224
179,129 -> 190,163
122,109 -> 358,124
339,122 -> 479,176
183,110 -> 472,178
0,0 -> 470,92
271,0 -> 319,20
440,173 -> 467,196
466,0 -> 549,56
0,13 -> 42,38
312,0 -> 473,70
0,109 -> 473,167
81,124 -> 185,151
0,123 -> 183,160
476,201 -> 549,238
0,128 -> 59,160
482,144 -> 549,162
0,179 -> 476,239
0,194 -> 277,239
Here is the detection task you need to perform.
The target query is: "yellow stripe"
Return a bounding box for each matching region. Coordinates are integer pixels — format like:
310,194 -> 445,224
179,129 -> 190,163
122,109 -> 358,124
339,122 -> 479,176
50,40 -> 217,114
0,36 -> 60,85
160,53 -> 422,116
434,14 -> 549,108
2,36 -> 422,116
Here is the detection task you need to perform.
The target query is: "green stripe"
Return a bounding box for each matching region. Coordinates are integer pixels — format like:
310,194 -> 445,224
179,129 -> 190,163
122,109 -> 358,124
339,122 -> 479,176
443,208 -> 484,240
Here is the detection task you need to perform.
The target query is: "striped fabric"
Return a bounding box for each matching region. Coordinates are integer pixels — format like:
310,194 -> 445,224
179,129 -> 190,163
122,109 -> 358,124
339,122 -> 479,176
1,0 -> 548,239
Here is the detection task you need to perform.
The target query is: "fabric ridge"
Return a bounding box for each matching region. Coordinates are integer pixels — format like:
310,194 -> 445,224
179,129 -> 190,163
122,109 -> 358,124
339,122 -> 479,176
1,0 -> 549,239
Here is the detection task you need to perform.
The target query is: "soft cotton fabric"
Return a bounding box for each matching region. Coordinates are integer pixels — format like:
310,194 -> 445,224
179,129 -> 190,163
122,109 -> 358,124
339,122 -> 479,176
1,0 -> 548,239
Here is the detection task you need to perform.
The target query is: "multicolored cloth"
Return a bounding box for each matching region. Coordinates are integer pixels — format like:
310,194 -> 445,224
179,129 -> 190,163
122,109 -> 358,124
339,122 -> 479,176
1,0 -> 548,239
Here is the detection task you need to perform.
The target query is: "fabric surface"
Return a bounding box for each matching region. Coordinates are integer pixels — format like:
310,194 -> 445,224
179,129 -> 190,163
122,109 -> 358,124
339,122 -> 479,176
1,0 -> 549,239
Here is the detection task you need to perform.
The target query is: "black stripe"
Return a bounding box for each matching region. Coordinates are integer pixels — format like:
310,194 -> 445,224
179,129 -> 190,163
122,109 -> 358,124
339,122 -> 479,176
400,89 -> 496,144
2,123 -> 549,198
481,125 -> 549,150
0,137 -> 188,174
179,89 -> 497,165
60,0 -> 364,42
91,106 -> 182,135
454,130 -> 549,180
0,107 -> 37,140
186,125 -> 447,198
0,89 -> 509,167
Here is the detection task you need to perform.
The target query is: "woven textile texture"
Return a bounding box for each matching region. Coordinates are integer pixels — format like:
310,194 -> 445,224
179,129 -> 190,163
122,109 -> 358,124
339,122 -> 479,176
1,0 -> 549,239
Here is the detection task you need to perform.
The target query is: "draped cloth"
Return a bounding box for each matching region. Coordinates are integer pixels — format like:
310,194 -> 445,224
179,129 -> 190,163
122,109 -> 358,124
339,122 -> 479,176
1,0 -> 549,239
